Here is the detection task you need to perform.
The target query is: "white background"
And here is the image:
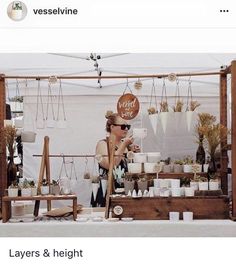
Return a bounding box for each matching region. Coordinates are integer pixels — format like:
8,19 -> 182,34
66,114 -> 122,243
1,0 -> 236,262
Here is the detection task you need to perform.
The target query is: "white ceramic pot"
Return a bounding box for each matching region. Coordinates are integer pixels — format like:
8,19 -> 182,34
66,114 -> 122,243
198,182 -> 208,191
153,187 -> 161,196
183,164 -> 192,173
132,128 -> 147,139
21,188 -> 32,197
183,211 -> 193,222
8,188 -> 18,197
40,186 -> 49,195
185,187 -> 195,197
171,188 -> 181,197
190,181 -> 199,191
144,163 -> 157,173
23,201 -> 34,215
128,163 -> 142,173
31,187 -> 37,196
209,181 -> 219,191
169,212 -> 180,221
159,179 -> 169,188
146,152 -> 161,163
170,179 -> 180,188
163,165 -> 172,173
153,179 -> 161,188
173,164 -> 183,173
203,164 -> 209,173
180,187 -> 185,196
133,153 -> 147,163
21,131 -> 36,143
160,188 -> 170,197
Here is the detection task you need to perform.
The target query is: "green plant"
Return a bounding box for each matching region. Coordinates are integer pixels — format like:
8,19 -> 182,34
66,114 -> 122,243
180,177 -> 190,187
22,179 -> 30,188
13,2 -> 22,10
52,180 -> 59,186
9,181 -> 18,189
174,159 -> 183,165
183,155 -> 194,165
41,179 -> 49,186
29,180 -> 36,187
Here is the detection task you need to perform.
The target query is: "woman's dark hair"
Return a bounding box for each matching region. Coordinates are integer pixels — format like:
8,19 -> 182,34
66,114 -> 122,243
105,112 -> 119,132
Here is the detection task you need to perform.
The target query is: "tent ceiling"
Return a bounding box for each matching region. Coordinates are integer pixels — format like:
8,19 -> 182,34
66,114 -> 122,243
1,53 -> 235,96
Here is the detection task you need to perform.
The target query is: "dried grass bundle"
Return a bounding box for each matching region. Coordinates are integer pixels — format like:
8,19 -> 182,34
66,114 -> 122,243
189,100 -> 200,111
160,101 -> 169,112
172,100 -> 184,112
147,107 -> 158,115
1,125 -> 17,157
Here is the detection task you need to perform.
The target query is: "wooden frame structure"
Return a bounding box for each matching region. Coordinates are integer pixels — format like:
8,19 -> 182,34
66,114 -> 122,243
0,62 -> 235,218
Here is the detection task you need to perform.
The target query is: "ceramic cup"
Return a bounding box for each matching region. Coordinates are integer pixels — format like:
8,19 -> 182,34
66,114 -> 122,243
183,211 -> 193,222
169,212 -> 180,221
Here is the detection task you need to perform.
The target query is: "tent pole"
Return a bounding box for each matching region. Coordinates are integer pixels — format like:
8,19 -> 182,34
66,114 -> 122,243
220,71 -> 228,195
231,60 -> 236,219
0,74 -> 7,214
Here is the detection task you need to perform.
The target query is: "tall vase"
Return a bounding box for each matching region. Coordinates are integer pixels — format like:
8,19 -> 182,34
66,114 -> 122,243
208,154 -> 217,175
7,157 -> 17,187
196,137 -> 205,171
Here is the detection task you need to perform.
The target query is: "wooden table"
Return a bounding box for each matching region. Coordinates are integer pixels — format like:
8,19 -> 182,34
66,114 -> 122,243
1,194 -> 78,223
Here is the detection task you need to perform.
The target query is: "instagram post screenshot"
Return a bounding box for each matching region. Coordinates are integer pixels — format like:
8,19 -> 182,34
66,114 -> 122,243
0,0 -> 236,263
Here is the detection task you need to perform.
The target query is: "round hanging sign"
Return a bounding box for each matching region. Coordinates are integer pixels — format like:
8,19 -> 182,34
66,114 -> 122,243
117,93 -> 140,120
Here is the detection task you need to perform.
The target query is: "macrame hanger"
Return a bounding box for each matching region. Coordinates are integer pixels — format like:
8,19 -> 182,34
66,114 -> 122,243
57,79 -> 67,121
15,79 -> 21,111
46,82 -> 55,121
123,78 -> 133,94
59,154 -> 69,179
160,78 -> 168,112
69,158 -> 78,181
186,76 -> 193,111
175,78 -> 181,105
35,78 -> 45,124
149,78 -> 158,110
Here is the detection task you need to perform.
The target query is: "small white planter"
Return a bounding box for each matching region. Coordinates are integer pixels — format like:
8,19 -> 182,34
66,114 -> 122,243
133,153 -> 147,163
144,163 -> 157,173
153,187 -> 161,197
160,188 -> 170,197
31,187 -> 38,196
173,164 -> 183,173
163,165 -> 172,173
8,188 -> 18,197
180,187 -> 185,196
171,188 -> 181,197
128,163 -> 142,173
159,179 -> 169,188
153,179 -> 160,188
40,186 -> 49,195
170,179 -> 180,188
21,131 -> 36,143
190,181 -> 199,191
185,187 -> 195,197
209,181 -> 219,191
183,211 -> 193,222
146,152 -> 161,163
169,212 -> 180,221
198,182 -> 209,191
21,188 -> 32,197
183,165 -> 192,173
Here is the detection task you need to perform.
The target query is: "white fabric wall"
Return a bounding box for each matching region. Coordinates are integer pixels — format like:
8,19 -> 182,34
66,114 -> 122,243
23,94 -> 220,206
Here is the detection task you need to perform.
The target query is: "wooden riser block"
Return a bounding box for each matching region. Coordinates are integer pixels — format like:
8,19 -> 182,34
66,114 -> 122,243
111,196 -> 229,220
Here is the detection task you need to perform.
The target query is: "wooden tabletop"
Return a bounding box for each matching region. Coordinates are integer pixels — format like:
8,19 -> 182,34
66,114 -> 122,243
2,194 -> 77,201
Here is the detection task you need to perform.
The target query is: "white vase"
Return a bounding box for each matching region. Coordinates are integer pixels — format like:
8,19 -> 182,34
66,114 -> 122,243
169,212 -> 180,221
203,164 -> 209,173
209,181 -> 219,191
21,188 -> 31,197
198,182 -> 209,191
8,188 -> 18,197
92,183 -> 99,200
183,211 -> 193,222
101,179 -> 107,197
149,113 -> 158,134
153,187 -> 161,197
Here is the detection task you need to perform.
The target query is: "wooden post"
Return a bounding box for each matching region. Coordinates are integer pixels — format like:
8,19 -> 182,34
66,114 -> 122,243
231,60 -> 236,219
0,74 -> 7,212
220,71 -> 228,194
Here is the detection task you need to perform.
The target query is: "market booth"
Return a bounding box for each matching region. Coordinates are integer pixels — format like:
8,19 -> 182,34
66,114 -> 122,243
0,56 -> 235,235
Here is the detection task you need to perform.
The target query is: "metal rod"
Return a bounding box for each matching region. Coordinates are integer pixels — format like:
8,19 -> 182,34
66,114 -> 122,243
1,71 -> 223,80
33,154 -> 123,158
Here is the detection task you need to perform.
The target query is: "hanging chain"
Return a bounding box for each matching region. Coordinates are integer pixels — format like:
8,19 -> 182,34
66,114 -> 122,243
46,82 -> 55,120
149,78 -> 158,110
161,78 -> 167,104
186,76 -> 193,111
123,78 -> 133,94
57,79 -> 67,121
175,78 -> 180,105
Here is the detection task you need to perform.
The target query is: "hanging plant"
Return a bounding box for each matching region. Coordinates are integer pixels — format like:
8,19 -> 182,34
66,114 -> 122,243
160,101 -> 169,112
134,79 -> 143,90
172,79 -> 184,112
147,107 -> 158,115
186,77 -> 200,112
189,100 -> 201,111
147,78 -> 158,115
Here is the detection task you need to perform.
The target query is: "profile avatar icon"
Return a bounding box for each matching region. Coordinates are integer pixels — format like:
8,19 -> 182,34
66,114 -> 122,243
8,1 -> 27,21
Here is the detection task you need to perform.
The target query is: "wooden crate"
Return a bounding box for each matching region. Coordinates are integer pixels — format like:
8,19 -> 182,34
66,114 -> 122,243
110,196 -> 229,220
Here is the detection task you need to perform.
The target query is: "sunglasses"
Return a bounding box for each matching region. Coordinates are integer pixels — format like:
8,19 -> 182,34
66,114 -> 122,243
113,124 -> 131,130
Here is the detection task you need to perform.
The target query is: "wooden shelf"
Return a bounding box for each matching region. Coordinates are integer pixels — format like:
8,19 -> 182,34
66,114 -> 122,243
2,194 -> 77,223
125,172 -> 208,179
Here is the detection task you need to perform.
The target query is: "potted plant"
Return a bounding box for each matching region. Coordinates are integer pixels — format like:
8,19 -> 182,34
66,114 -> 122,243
137,177 -> 148,194
21,179 -> 32,197
40,179 -> 49,195
29,180 -> 37,196
198,177 -> 209,191
209,174 -> 220,191
172,100 -> 184,112
8,181 -> 19,197
51,180 -> 60,195
173,160 -> 183,173
183,156 -> 194,173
